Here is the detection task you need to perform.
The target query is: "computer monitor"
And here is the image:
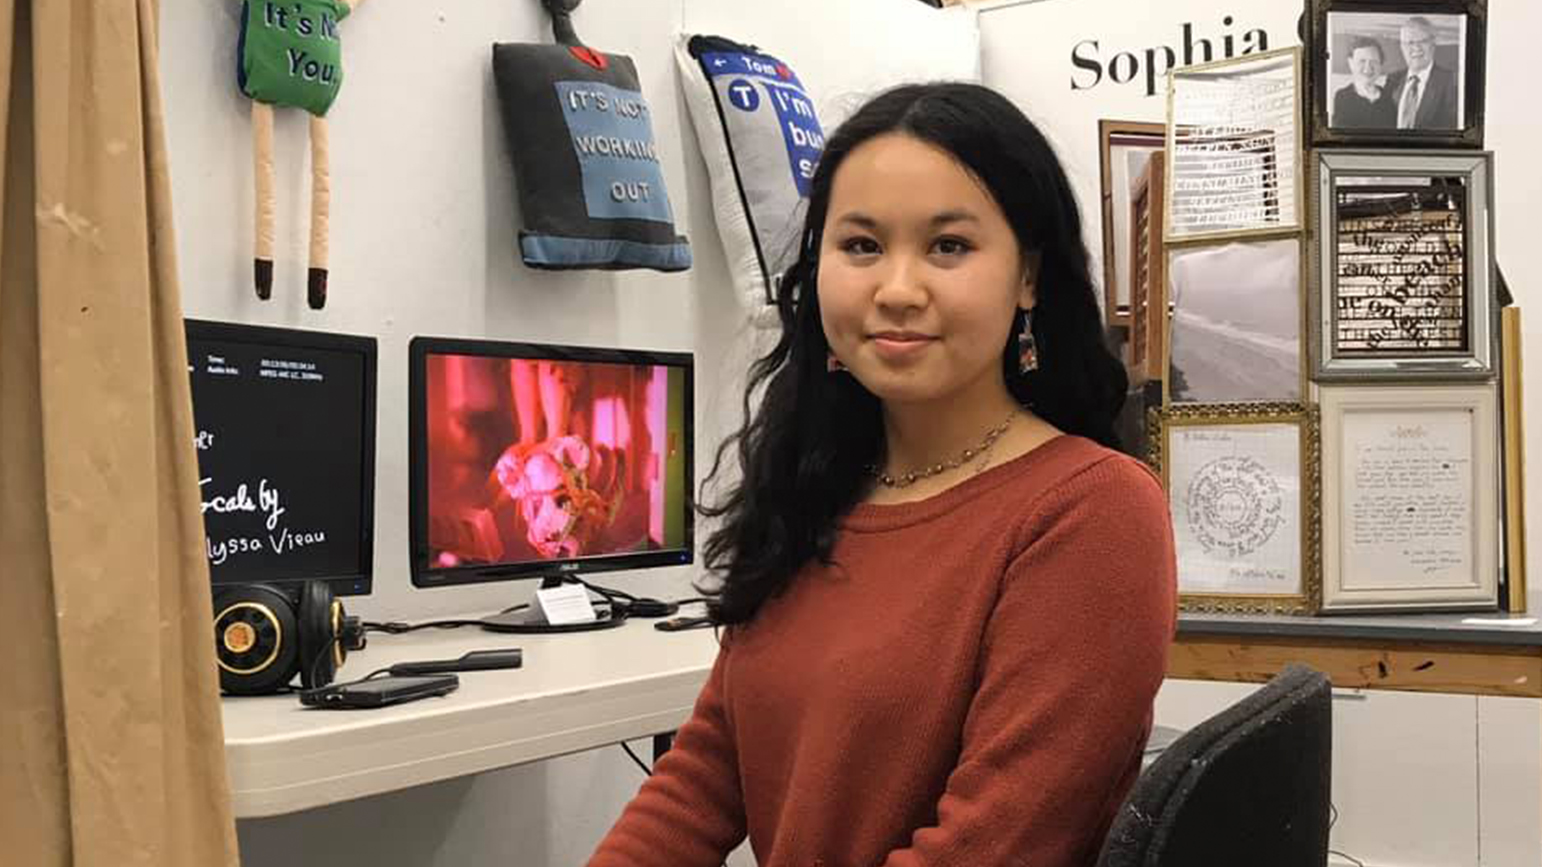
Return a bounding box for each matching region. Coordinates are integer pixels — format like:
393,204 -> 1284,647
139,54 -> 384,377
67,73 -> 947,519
408,337 -> 694,629
185,319 -> 377,596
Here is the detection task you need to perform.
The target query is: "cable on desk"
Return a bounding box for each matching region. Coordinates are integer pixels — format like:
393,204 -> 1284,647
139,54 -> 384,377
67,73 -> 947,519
566,577 -> 701,619
363,619 -> 490,634
363,586 -> 709,634
1327,802 -> 1366,867
293,667 -> 393,701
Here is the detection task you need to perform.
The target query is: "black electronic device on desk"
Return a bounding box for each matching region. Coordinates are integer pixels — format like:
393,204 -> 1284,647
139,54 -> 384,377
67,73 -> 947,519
300,674 -> 461,709
408,336 -> 695,633
187,319 -> 378,695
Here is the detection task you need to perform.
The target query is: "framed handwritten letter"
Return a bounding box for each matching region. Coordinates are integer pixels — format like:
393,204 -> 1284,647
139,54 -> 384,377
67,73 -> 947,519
1312,149 -> 1495,380
1165,47 -> 1303,244
1306,0 -> 1487,148
1149,403 -> 1321,615
1319,384 -> 1499,611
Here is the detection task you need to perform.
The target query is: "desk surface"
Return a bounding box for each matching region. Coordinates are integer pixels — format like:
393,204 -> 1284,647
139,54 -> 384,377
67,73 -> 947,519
1179,612 -> 1542,647
223,617 -> 720,818
226,607 -> 1542,817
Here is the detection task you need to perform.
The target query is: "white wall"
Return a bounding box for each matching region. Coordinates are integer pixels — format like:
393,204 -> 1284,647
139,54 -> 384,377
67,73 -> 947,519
158,0 -> 977,864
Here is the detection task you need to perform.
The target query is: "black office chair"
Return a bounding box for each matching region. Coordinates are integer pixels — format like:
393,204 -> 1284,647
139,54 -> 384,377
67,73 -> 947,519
1096,664 -> 1333,867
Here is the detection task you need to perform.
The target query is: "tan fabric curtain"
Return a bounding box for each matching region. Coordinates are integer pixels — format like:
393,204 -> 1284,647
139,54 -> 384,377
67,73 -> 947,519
0,1 -> 240,865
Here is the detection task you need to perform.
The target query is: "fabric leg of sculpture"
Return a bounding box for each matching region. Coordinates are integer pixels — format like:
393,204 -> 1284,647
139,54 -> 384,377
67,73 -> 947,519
252,100 -> 276,299
308,113 -> 331,309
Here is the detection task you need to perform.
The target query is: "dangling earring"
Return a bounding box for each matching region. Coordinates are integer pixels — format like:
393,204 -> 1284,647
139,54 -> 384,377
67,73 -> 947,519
1017,309 -> 1039,374
827,351 -> 846,373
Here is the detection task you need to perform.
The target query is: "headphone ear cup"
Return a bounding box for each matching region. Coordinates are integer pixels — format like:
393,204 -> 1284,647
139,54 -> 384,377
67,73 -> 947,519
337,602 -> 366,663
213,585 -> 300,695
297,581 -> 339,690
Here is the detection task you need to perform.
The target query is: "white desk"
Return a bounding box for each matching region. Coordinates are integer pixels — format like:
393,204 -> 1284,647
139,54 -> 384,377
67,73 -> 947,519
221,618 -> 719,818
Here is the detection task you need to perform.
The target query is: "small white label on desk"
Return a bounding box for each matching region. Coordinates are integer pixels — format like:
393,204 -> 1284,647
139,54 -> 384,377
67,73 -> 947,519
537,584 -> 598,625
1461,616 -> 1538,627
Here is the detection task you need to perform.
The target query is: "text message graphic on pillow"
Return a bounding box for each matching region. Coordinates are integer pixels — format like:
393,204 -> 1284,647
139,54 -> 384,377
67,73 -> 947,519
678,36 -> 825,315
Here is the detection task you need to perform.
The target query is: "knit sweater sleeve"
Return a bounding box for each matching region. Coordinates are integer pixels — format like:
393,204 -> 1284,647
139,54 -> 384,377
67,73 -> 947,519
880,456 -> 1177,867
585,634 -> 747,867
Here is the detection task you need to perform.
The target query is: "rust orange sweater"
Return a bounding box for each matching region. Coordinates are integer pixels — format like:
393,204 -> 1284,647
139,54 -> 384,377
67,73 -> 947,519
588,435 -> 1177,867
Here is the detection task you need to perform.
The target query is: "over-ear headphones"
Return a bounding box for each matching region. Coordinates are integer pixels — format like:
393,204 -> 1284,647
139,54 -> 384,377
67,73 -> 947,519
212,581 -> 366,695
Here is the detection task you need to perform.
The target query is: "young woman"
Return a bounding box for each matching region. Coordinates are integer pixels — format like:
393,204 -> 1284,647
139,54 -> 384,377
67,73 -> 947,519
588,82 -> 1177,867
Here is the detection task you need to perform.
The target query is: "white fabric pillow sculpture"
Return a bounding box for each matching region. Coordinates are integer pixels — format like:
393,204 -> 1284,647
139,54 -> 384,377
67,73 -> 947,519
675,35 -> 825,327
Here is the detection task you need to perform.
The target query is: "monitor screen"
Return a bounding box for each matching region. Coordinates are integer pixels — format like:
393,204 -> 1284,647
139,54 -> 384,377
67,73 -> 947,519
185,320 -> 377,595
410,338 -> 693,586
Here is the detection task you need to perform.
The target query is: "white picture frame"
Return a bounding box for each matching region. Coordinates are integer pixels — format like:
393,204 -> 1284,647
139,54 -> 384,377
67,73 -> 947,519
1319,383 -> 1500,612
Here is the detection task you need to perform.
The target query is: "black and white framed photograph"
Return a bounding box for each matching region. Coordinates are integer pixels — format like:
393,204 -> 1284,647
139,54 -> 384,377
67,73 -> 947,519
1319,383 -> 1499,612
1149,402 -> 1321,616
1166,238 -> 1304,405
1311,149 -> 1495,381
1165,47 -> 1303,244
1098,120 -> 1165,327
1308,0 -> 1487,146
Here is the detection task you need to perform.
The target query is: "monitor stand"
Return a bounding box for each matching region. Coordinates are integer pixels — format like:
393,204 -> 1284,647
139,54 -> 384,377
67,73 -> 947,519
479,576 -> 628,634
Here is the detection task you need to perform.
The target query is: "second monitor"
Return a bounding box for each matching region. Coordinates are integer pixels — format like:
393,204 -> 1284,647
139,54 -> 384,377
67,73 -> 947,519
408,336 -> 693,631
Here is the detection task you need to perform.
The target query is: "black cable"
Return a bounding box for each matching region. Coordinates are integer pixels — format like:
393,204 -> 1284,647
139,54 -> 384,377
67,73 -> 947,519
573,577 -> 637,602
616,740 -> 728,867
1327,803 -> 1366,867
571,578 -> 703,618
620,742 -> 652,776
303,640 -> 334,689
363,619 -> 490,634
294,666 -> 393,701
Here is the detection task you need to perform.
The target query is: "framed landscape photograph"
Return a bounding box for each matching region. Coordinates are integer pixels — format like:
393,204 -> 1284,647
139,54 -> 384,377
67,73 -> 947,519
1307,0 -> 1487,147
1166,238 -> 1305,405
1150,403 -> 1321,615
1318,383 -> 1499,612
1310,149 -> 1495,380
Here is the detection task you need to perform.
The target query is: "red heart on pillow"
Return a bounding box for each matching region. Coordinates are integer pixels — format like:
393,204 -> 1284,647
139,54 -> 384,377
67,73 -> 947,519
570,46 -> 609,71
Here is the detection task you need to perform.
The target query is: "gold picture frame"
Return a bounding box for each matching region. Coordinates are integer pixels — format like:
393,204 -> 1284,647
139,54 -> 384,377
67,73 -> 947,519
1164,47 -> 1306,247
1502,306 -> 1527,612
1148,402 -> 1322,615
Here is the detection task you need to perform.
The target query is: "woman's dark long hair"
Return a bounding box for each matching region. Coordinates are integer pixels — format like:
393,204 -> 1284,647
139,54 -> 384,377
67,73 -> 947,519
698,82 -> 1127,625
